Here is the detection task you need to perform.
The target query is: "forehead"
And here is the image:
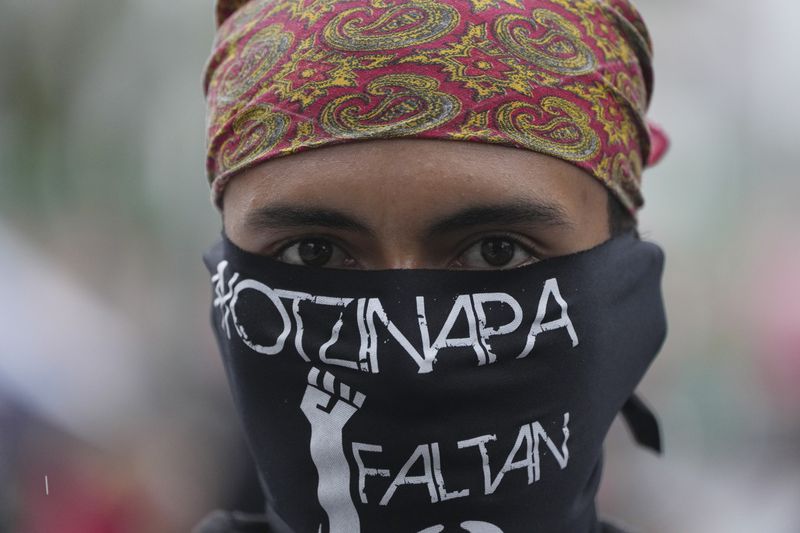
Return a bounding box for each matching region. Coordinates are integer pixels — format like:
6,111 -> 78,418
222,138 -> 604,221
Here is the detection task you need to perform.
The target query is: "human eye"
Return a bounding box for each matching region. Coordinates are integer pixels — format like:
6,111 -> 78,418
452,235 -> 540,270
274,237 -> 356,268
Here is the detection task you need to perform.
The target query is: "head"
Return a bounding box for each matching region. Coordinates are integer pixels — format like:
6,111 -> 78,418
199,4 -> 670,528
205,0 -> 663,270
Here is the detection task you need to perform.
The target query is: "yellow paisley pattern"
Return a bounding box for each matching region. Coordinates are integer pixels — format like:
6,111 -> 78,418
564,80 -> 637,148
271,35 -> 395,109
399,22 -> 560,101
263,0 -> 344,28
320,73 -> 461,138
321,0 -> 460,51
548,0 -> 652,114
469,0 -> 525,13
219,105 -> 289,172
547,0 -> 639,66
494,8 -> 597,76
215,24 -> 294,105
611,70 -> 648,117
495,97 -> 600,161
447,109 -> 507,143
285,120 -> 320,153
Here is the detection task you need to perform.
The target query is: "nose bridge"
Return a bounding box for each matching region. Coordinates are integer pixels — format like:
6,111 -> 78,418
380,253 -> 427,270
374,238 -> 430,269
370,213 -> 431,269
360,151 -> 448,269
369,182 -> 433,269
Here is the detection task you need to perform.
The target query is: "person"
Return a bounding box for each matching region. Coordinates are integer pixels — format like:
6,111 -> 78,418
193,0 -> 670,532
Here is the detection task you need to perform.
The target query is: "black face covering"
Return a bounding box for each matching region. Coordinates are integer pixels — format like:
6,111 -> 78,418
202,230 -> 667,533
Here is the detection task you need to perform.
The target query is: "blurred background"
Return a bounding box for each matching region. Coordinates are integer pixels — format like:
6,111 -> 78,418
1,0 -> 798,531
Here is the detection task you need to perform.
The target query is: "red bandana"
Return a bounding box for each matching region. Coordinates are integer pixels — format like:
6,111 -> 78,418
204,0 -> 668,212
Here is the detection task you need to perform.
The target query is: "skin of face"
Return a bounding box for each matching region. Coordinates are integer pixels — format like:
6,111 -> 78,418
221,138 -> 611,270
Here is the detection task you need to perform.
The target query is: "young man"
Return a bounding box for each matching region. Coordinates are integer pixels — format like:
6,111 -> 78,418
195,1 -> 669,531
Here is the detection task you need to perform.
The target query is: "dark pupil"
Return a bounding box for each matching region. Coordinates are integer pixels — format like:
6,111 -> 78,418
480,238 -> 515,266
298,239 -> 332,266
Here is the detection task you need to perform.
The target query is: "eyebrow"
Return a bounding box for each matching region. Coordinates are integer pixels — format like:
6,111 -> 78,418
424,199 -> 573,237
244,205 -> 376,236
242,199 -> 573,237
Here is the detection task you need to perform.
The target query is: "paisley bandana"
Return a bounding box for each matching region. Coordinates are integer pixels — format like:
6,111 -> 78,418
203,0 -> 668,213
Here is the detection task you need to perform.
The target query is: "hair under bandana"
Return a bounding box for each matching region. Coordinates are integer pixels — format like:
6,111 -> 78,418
203,0 -> 669,213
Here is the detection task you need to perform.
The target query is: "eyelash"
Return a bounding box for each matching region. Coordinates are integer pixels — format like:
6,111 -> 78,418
272,233 -> 354,256
272,233 -> 541,265
452,232 -> 541,267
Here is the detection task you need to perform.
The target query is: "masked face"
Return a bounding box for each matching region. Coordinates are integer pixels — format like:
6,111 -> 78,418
202,226 -> 666,533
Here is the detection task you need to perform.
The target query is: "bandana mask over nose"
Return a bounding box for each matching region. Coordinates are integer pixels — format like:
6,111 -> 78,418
202,230 -> 667,533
